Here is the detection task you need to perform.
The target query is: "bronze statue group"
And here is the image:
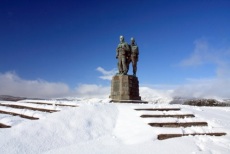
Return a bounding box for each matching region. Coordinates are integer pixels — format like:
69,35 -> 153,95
116,35 -> 139,76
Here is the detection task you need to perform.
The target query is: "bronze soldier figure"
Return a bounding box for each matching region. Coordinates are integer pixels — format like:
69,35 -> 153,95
130,37 -> 139,76
116,36 -> 130,75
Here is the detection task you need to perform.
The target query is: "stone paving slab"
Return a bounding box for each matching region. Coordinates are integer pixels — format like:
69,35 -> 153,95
140,114 -> 195,118
0,104 -> 60,113
148,122 -> 208,127
135,108 -> 181,111
0,122 -> 11,128
158,132 -> 227,140
26,102 -> 78,107
0,110 -> 39,120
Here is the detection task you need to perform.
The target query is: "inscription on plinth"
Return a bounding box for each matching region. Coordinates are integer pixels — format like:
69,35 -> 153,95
110,75 -> 141,102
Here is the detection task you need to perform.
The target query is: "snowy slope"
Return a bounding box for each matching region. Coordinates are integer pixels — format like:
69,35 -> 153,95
0,100 -> 230,154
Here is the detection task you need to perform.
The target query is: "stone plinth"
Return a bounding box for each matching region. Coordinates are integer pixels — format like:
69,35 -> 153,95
110,75 -> 147,103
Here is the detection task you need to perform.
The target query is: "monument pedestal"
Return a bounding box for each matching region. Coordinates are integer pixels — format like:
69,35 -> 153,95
110,75 -> 147,103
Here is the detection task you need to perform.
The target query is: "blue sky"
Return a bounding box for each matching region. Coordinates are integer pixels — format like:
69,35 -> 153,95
0,0 -> 230,98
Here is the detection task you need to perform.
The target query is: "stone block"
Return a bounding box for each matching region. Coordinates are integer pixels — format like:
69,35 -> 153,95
110,75 -> 146,103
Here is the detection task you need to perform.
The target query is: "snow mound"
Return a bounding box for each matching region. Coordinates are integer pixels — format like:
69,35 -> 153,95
1,99 -> 230,154
140,87 -> 173,103
0,103 -> 118,153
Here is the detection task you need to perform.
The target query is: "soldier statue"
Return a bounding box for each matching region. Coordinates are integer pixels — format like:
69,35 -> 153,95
116,35 -> 130,75
129,37 -> 139,76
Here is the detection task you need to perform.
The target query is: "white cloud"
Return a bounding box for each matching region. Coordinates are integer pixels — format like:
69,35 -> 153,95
176,39 -> 230,99
180,38 -> 230,78
74,84 -> 110,98
96,67 -> 117,80
1,55 -> 230,100
0,71 -> 113,99
140,87 -> 173,103
172,78 -> 230,100
0,71 -> 114,99
0,71 -> 70,98
180,39 -> 214,66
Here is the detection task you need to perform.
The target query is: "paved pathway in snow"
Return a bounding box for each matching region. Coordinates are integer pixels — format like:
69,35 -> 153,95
0,100 -> 78,127
134,106 -> 227,140
0,101 -> 227,142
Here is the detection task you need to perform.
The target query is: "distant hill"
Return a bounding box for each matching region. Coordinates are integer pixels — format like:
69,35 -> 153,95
170,97 -> 230,106
0,95 -> 26,101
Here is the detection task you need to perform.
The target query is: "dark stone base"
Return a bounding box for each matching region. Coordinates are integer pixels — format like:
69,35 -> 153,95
110,75 -> 147,103
110,100 -> 148,104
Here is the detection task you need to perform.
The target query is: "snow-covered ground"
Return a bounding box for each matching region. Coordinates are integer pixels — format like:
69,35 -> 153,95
0,99 -> 230,154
